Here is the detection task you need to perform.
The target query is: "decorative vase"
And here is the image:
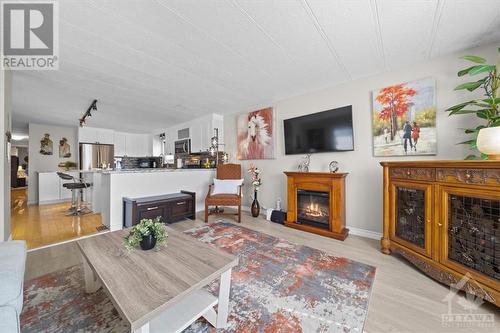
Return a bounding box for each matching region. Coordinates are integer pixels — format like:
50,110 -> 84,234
140,234 -> 157,250
251,191 -> 260,217
477,127 -> 500,160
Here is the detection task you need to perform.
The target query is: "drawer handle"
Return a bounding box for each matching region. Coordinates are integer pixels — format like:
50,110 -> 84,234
438,223 -> 443,227
406,170 -> 411,176
176,201 -> 186,205
465,173 -> 472,179
147,206 -> 159,211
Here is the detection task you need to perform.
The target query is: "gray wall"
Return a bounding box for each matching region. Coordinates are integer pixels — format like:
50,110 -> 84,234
223,43 -> 497,235
28,123 -> 78,204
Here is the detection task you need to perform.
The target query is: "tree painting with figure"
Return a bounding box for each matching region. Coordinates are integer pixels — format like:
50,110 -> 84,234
376,84 -> 416,141
372,78 -> 437,157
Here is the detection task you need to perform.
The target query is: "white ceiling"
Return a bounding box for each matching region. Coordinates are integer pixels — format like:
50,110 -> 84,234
11,0 -> 500,133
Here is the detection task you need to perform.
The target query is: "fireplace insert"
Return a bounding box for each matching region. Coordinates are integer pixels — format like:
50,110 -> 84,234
297,189 -> 329,229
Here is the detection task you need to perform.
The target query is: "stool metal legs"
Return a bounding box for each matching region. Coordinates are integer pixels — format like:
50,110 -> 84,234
65,188 -> 92,216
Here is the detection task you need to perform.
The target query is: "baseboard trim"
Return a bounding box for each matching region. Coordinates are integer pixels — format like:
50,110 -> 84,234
348,227 -> 382,240
209,207 -> 383,241
38,198 -> 71,206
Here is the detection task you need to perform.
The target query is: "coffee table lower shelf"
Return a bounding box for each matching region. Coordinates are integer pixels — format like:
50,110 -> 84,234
147,290 -> 218,333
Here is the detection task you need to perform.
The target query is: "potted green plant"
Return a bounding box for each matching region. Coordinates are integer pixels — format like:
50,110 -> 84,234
124,217 -> 168,251
446,48 -> 500,159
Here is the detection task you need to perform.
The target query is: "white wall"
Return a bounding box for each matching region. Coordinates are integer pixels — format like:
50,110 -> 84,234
28,123 -> 78,204
224,43 -> 497,234
0,70 -> 12,241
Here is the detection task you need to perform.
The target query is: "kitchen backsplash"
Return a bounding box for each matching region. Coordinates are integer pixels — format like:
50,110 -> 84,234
121,156 -> 161,169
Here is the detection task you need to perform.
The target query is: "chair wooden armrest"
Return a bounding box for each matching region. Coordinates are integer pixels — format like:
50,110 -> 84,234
207,184 -> 214,197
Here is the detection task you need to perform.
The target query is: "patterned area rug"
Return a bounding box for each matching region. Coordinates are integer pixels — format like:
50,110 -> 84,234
21,221 -> 376,333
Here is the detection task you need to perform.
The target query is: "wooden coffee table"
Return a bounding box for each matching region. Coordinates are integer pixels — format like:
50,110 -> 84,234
77,226 -> 238,333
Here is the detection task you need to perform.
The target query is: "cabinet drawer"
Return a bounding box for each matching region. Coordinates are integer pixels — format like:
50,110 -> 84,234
390,167 -> 435,181
137,204 -> 166,221
436,168 -> 492,185
171,199 -> 192,218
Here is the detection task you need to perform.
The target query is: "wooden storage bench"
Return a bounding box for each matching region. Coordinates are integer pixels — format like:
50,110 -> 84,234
123,191 -> 195,227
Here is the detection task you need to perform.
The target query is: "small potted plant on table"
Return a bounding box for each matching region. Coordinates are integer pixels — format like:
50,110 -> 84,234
124,217 -> 168,251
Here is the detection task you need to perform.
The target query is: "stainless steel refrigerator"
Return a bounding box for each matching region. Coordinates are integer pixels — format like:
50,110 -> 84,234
79,143 -> 115,170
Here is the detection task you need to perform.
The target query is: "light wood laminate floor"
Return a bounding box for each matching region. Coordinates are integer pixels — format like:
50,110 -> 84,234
26,211 -> 499,333
11,188 -> 105,249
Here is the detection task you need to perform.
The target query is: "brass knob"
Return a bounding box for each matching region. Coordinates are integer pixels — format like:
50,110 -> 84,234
427,219 -> 431,224
406,170 -> 411,176
465,173 -> 472,179
438,223 -> 443,227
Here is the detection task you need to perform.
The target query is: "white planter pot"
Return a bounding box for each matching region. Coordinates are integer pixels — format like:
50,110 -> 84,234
476,127 -> 500,160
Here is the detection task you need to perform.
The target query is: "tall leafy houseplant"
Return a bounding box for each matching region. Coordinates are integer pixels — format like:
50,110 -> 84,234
446,49 -> 500,159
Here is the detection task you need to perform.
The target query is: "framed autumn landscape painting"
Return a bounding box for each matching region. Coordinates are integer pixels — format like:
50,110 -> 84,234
372,77 -> 437,157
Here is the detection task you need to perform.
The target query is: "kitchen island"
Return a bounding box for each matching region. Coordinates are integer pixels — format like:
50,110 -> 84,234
98,169 -> 215,231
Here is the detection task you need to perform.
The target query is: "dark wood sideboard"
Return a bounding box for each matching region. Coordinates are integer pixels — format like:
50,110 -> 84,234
381,160 -> 500,306
123,191 -> 195,227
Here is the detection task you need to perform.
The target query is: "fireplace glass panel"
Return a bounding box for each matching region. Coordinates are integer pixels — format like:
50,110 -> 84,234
395,187 -> 426,248
297,190 -> 329,229
448,194 -> 500,280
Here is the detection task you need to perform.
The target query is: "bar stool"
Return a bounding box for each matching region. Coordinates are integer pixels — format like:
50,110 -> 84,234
56,172 -> 92,216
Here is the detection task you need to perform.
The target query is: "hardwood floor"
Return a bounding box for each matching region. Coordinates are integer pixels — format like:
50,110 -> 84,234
26,211 -> 499,333
11,188 -> 105,249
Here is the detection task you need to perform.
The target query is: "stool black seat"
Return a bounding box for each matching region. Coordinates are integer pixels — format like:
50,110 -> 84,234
56,172 -> 92,215
63,182 -> 91,190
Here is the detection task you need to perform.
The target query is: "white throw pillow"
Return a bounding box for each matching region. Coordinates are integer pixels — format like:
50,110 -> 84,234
212,178 -> 244,195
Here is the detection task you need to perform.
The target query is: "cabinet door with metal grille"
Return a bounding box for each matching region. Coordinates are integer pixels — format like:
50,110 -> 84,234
440,187 -> 500,290
390,181 -> 433,258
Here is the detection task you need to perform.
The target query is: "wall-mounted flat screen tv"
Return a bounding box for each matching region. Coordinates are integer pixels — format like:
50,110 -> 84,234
284,105 -> 354,155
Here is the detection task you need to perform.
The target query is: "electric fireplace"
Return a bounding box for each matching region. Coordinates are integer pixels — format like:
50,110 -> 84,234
284,171 -> 349,240
297,190 -> 330,229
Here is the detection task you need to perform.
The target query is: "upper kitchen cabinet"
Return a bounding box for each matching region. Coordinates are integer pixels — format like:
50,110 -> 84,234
78,127 -> 114,144
114,132 -> 127,156
124,133 -> 152,157
187,114 -> 224,153
151,113 -> 224,155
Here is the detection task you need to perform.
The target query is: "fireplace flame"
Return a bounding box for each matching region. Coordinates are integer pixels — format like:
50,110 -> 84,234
305,202 -> 327,218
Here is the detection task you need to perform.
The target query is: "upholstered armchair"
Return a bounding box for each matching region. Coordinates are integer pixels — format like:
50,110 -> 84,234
205,164 -> 243,223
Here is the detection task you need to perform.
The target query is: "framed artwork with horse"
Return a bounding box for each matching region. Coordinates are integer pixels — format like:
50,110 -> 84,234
237,107 -> 275,160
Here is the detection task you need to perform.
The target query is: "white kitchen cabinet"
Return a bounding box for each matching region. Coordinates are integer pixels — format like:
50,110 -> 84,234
114,132 -> 127,156
95,128 -> 114,144
38,171 -> 80,204
190,121 -> 203,153
78,127 -> 97,143
160,113 -> 224,155
125,133 -> 150,156
79,127 -> 114,144
38,172 -> 61,203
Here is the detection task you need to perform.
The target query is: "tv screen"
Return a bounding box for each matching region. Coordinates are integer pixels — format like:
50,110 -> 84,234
284,105 -> 354,155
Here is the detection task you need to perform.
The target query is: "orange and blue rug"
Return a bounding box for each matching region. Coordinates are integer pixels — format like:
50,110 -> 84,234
21,221 -> 376,332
